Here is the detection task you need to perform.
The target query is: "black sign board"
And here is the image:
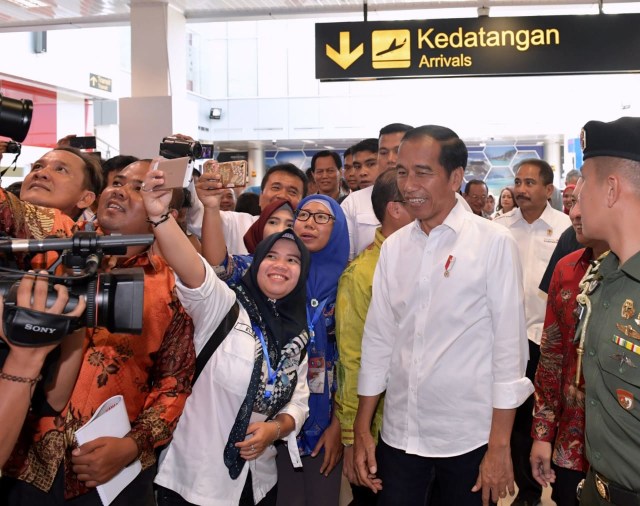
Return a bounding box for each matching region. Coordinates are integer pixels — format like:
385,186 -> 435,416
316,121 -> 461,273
89,73 -> 112,92
316,14 -> 640,80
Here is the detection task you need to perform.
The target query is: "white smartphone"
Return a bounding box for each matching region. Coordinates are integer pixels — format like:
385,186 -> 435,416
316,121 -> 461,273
151,157 -> 191,190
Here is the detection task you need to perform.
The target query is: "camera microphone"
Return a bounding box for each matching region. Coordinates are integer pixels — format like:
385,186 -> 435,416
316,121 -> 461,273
0,234 -> 154,254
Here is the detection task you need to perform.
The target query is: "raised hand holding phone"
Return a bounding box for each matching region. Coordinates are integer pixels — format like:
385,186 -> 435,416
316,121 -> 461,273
196,160 -> 226,209
141,162 -> 174,220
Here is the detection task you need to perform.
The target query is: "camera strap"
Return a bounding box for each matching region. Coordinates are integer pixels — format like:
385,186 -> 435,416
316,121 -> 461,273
3,305 -> 76,347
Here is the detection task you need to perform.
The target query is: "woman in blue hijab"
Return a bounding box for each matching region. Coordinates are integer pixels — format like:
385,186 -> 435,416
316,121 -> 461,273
277,194 -> 349,506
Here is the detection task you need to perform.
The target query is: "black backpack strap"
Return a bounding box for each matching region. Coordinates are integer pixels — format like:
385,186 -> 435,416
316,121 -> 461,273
193,301 -> 240,383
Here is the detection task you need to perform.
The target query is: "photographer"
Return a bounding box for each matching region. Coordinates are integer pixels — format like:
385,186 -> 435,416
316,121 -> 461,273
0,270 -> 86,467
0,160 -> 196,506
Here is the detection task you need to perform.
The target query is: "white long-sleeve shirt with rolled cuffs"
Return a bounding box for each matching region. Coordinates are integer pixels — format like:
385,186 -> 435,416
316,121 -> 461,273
358,201 -> 533,458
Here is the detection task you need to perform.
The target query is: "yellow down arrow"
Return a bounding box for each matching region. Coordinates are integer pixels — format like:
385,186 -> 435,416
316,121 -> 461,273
326,32 -> 364,70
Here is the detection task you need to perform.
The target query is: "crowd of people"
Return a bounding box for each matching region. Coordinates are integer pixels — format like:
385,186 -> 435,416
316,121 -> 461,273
0,116 -> 639,506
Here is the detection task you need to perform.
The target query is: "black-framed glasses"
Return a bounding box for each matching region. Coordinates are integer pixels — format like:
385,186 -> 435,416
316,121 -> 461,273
296,209 -> 335,225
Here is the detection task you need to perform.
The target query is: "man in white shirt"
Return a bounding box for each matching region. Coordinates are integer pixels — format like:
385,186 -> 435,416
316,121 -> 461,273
354,125 -> 533,506
493,159 -> 571,506
187,162 -> 307,254
341,124 -> 412,261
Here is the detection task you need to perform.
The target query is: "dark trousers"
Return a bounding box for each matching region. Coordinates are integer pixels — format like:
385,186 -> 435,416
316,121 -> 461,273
350,483 -> 379,506
511,340 -> 542,502
375,437 -> 493,506
156,472 -> 277,506
0,464 -> 155,506
551,465 -> 585,506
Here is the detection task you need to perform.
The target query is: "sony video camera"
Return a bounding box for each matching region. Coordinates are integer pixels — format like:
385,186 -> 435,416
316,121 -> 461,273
0,232 -> 153,347
159,136 -> 203,160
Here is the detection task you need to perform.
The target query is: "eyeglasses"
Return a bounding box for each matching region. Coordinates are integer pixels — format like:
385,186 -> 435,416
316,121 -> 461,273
296,209 -> 335,225
467,194 -> 487,202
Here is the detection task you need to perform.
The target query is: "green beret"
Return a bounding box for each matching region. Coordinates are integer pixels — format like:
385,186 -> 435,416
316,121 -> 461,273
581,117 -> 640,162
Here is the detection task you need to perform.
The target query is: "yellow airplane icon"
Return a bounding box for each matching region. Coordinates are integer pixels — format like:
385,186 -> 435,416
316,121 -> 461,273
372,29 -> 411,69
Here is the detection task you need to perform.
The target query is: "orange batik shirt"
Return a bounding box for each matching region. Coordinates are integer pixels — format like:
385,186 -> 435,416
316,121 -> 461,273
0,190 -> 196,499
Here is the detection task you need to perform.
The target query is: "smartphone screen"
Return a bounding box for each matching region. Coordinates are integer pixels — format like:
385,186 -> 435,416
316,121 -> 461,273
152,157 -> 191,189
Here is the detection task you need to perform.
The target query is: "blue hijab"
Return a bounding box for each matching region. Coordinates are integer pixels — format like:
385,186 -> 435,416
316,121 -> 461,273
297,194 -> 350,305
294,194 -> 349,454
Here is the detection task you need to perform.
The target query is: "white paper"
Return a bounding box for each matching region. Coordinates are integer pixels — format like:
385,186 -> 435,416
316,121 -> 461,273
74,395 -> 142,506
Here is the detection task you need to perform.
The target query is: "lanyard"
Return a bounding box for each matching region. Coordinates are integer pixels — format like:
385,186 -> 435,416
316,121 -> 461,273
306,297 -> 329,346
252,324 -> 280,399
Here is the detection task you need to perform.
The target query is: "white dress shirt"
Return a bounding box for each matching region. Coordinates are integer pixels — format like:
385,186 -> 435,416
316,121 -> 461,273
155,259 -> 309,505
341,186 -> 379,261
186,181 -> 258,255
493,204 -> 571,345
341,186 -> 472,261
358,201 -> 533,458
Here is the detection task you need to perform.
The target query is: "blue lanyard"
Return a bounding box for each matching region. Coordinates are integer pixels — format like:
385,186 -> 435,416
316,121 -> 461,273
306,297 -> 329,346
252,324 -> 280,399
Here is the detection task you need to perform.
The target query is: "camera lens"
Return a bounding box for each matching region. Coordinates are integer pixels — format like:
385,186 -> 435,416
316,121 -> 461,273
0,94 -> 34,143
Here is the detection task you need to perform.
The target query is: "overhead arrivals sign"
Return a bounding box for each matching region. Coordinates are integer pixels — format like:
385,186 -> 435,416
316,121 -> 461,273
315,14 -> 640,80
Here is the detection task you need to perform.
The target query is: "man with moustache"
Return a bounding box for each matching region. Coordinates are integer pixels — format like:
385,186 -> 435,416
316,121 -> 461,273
570,117 -> 640,505
0,160 -> 196,506
354,125 -> 532,506
341,124 -> 413,261
494,159 -> 570,506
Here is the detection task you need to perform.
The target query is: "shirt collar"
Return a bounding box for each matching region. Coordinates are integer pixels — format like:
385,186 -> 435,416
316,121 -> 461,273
511,203 -> 558,226
619,250 -> 640,282
410,198 -> 465,238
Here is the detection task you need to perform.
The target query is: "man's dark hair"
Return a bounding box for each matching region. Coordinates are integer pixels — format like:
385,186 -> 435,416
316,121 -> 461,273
101,155 -> 139,192
311,150 -> 342,172
343,146 -> 353,159
352,138 -> 379,157
372,169 -> 402,223
53,146 -> 104,196
402,125 -> 468,177
236,192 -> 261,216
305,167 -> 315,182
261,163 -> 308,197
464,179 -> 488,195
515,158 -> 554,186
379,123 -> 413,138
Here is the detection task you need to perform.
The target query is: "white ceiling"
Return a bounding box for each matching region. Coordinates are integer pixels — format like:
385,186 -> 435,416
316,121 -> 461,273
2,0 -> 640,30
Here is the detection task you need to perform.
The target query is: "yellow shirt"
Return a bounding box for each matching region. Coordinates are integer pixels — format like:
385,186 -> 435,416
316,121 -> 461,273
335,227 -> 385,444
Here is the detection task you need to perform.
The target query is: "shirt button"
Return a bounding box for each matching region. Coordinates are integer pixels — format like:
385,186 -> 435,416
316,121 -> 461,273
593,451 -> 601,460
590,399 -> 597,406
588,350 -> 596,357
603,301 -> 610,309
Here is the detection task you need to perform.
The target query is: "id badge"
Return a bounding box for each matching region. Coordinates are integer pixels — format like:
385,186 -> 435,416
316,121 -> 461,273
308,356 -> 326,394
